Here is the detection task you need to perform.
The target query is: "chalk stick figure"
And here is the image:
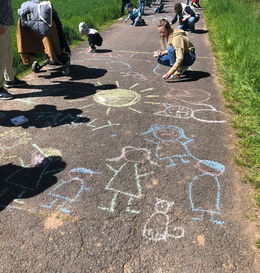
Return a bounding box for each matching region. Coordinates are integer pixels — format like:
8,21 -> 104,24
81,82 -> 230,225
141,124 -> 193,167
42,168 -> 101,213
99,146 -> 155,214
189,160 -> 225,224
143,198 -> 184,241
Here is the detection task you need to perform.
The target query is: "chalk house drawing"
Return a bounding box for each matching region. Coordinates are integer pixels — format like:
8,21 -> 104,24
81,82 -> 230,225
143,198 -> 184,241
93,81 -> 156,115
189,160 -> 225,224
42,168 -> 101,214
142,124 -> 226,224
98,146 -> 155,214
141,124 -> 193,167
154,103 -> 226,123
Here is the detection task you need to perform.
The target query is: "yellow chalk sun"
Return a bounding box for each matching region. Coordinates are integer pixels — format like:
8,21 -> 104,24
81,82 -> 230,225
93,81 -> 159,115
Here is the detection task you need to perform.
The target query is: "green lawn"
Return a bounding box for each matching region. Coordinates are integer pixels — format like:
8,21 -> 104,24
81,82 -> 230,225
11,0 -> 134,74
204,0 -> 260,205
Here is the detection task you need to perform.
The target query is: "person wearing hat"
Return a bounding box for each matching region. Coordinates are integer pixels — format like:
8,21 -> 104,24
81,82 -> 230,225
79,22 -> 103,53
124,3 -> 145,26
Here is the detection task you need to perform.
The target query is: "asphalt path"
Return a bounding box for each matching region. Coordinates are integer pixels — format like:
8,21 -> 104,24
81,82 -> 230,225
0,1 -> 258,272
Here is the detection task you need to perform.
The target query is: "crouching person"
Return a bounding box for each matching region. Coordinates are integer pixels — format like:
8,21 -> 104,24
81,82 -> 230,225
154,19 -> 196,80
124,3 -> 145,26
79,22 -> 103,53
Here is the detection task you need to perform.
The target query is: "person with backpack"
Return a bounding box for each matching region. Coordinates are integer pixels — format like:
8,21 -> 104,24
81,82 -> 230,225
0,0 -> 27,100
153,19 -> 196,79
171,2 -> 199,32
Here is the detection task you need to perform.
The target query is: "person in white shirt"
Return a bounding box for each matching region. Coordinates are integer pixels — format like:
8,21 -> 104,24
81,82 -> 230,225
79,22 -> 103,53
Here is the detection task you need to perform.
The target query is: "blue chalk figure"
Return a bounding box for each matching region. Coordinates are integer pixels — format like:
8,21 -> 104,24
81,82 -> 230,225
141,124 -> 193,167
42,168 -> 101,213
189,160 -> 225,224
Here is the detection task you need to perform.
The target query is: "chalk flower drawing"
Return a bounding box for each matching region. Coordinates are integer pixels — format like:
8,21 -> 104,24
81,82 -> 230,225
143,198 -> 184,241
99,146 -> 155,214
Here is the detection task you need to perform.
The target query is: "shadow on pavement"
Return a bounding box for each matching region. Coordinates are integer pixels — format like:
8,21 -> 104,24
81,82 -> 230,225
93,49 -> 112,54
38,65 -> 107,80
15,82 -> 117,100
0,156 -> 66,212
0,104 -> 90,128
168,70 -> 211,83
193,30 -> 208,34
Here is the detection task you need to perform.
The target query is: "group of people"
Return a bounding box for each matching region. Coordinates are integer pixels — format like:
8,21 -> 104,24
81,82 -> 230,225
0,0 -> 201,100
119,0 -> 200,79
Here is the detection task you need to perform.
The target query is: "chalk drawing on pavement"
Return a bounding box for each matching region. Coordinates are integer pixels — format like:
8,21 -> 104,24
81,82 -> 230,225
71,58 -> 131,72
142,124 -> 193,167
189,160 -> 225,224
165,89 -> 211,105
4,144 -> 63,191
98,146 -> 155,214
143,198 -> 184,241
154,103 -> 226,123
0,129 -> 31,149
42,168 -> 101,214
142,124 -> 226,224
93,82 -> 155,115
120,71 -> 148,81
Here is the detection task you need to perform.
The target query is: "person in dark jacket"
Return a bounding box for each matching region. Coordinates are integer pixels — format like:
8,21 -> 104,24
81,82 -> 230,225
120,0 -> 130,17
0,0 -> 27,100
171,2 -> 199,32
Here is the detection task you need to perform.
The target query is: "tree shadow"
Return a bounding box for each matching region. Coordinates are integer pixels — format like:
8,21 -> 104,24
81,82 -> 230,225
0,156 -> 66,211
0,104 -> 90,128
15,81 -> 117,100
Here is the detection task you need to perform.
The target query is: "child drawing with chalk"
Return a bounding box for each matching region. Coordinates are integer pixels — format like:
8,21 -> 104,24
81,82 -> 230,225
79,22 -> 103,53
124,3 -> 146,26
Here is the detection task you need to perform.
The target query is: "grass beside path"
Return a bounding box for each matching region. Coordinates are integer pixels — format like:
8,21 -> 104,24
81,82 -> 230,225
11,0 -> 137,75
203,0 -> 260,205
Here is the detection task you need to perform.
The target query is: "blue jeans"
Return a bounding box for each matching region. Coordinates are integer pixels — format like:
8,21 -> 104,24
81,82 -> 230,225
138,0 -> 145,14
158,45 -> 196,67
178,16 -> 200,31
